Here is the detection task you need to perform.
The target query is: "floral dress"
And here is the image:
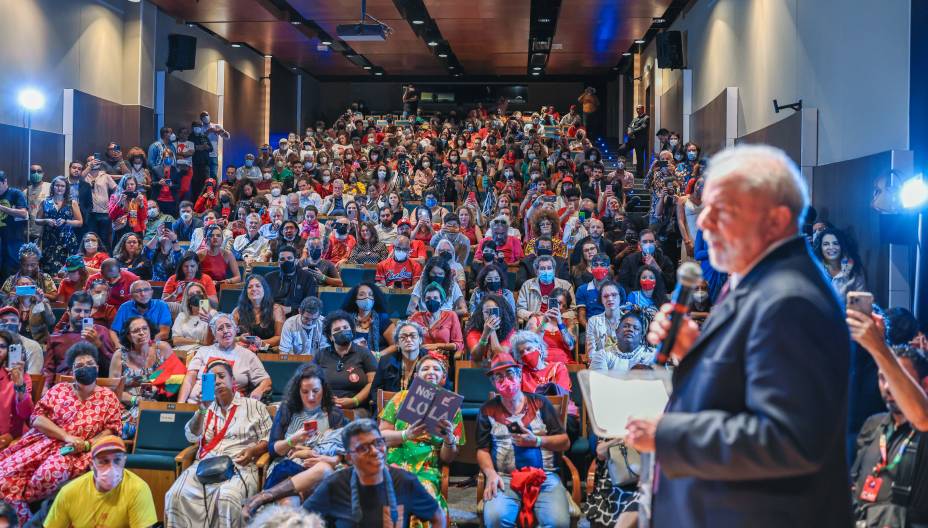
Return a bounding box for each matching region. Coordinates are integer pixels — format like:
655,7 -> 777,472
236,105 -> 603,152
39,197 -> 79,274
380,390 -> 464,527
0,383 -> 122,524
117,348 -> 165,439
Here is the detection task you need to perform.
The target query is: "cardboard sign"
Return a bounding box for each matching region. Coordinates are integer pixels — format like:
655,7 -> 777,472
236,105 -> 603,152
395,377 -> 463,435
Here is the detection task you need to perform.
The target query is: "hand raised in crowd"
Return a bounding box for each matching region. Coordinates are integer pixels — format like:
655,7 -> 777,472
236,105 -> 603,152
483,315 -> 501,336
846,309 -> 887,356
625,417 -> 657,453
9,361 -> 24,387
647,303 -> 700,362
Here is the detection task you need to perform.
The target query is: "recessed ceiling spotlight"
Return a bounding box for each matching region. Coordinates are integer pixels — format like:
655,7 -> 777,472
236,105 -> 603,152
427,40 -> 439,46
531,71 -> 541,76
321,39 -> 332,46
537,18 -> 551,23
231,43 -> 242,48
438,53 -> 448,58
622,52 -> 632,56
634,39 -> 646,44
291,21 -> 301,25
532,66 -> 542,71
374,71 -> 384,76
363,66 -> 372,70
412,19 -> 425,25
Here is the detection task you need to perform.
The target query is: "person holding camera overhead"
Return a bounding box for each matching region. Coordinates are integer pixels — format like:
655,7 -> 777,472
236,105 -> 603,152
107,174 -> 147,246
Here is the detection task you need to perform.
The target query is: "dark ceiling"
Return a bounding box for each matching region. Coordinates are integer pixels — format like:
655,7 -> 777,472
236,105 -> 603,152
150,0 -> 678,80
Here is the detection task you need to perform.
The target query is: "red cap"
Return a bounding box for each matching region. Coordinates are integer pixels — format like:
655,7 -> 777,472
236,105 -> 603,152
91,435 -> 126,458
561,176 -> 575,184
486,352 -> 521,376
0,306 -> 20,319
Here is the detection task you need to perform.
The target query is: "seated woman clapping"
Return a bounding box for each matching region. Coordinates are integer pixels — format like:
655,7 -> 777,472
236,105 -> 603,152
165,358 -> 273,528
243,364 -> 348,518
0,343 -> 121,525
379,352 -> 463,525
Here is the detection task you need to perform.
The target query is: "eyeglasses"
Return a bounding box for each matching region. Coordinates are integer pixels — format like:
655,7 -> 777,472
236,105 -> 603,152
132,287 -> 152,294
73,361 -> 97,370
398,332 -> 419,341
350,437 -> 386,455
490,369 -> 520,383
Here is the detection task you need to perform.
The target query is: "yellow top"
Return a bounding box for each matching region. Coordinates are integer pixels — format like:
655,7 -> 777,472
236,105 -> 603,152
44,469 -> 157,528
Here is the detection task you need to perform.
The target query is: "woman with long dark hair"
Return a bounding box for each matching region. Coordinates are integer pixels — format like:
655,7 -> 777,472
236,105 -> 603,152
626,265 -> 667,311
339,282 -> 395,356
112,232 -> 151,280
232,274 -> 285,348
408,256 -> 467,317
466,292 -> 517,362
36,176 -> 83,274
261,363 -> 347,499
162,251 -> 219,305
812,227 -> 867,301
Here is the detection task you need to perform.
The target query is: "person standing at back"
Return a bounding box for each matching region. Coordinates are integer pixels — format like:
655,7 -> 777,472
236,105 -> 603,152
626,144 -> 852,528
0,172 -> 29,281
577,87 -> 600,135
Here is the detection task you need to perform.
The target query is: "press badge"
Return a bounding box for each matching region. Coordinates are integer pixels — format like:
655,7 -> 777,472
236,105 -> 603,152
859,475 -> 882,502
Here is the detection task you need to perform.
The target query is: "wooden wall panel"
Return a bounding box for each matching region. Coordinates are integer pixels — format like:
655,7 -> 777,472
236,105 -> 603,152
223,66 -> 262,165
812,150 -> 892,306
689,89 -> 727,156
0,122 -> 64,186
71,91 -> 156,161
163,74 -> 218,135
735,111 -> 802,166
659,74 -> 683,137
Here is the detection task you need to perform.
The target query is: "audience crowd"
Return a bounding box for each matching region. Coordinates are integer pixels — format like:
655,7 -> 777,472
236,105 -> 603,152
0,100 -> 923,528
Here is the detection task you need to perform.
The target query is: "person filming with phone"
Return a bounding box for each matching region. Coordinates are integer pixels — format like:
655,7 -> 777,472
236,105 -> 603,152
625,145 -> 852,528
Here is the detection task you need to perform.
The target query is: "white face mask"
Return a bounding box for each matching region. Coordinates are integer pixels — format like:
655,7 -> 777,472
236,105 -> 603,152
180,212 -> 193,222
378,170 -> 387,179
84,241 -> 98,252
271,188 -> 281,197
93,464 -> 123,492
92,293 -> 107,307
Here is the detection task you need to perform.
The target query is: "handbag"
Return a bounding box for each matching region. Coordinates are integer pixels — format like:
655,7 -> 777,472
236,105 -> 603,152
195,455 -> 235,485
607,442 -> 641,487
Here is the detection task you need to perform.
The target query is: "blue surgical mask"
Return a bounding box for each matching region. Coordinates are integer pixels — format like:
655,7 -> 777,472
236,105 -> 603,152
245,159 -> 254,167
641,242 -> 656,256
686,151 -> 697,161
357,298 -> 374,312
538,270 -> 554,284
425,197 -> 437,208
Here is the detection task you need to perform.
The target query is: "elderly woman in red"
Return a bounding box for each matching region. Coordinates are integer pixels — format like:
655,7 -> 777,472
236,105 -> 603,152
0,342 -> 121,524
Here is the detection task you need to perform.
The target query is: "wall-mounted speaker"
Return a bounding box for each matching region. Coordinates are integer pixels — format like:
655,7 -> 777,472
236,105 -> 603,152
656,31 -> 684,69
167,34 -> 197,71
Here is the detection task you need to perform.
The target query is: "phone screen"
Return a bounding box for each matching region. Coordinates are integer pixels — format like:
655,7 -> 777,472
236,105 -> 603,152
847,291 -> 873,315
489,307 -> 500,319
201,373 -> 216,402
15,285 -> 36,297
303,420 -> 318,437
82,317 -> 94,331
199,299 -> 211,313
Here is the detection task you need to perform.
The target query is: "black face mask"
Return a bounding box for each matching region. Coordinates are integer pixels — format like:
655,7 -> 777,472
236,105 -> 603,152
429,274 -> 445,283
482,252 -> 495,262
309,247 -> 322,260
536,247 -> 552,257
333,330 -> 353,346
135,300 -> 150,311
280,261 -> 296,274
334,224 -> 349,235
485,279 -> 501,291
425,299 -> 442,313
188,294 -> 204,309
73,365 -> 98,386
439,251 -> 453,263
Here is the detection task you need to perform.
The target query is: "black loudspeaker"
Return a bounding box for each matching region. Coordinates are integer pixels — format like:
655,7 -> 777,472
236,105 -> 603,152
656,31 -> 684,69
167,34 -> 197,71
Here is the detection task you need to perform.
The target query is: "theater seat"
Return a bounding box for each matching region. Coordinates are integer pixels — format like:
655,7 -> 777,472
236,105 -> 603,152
257,353 -> 315,402
339,264 -> 377,285
319,287 -> 352,315
383,288 -> 413,319
454,361 -> 493,420
251,264 -> 278,276
218,286 -> 242,314
125,401 -> 198,521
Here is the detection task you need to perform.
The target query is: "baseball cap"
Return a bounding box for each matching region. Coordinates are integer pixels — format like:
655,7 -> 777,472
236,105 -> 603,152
91,435 -> 126,458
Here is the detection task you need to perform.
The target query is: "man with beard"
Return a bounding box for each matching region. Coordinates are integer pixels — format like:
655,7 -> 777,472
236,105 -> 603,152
43,291 -> 116,389
376,206 -> 398,246
264,246 -> 316,314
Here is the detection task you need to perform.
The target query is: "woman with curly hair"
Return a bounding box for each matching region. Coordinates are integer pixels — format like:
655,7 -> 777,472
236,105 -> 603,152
524,207 -> 567,258
0,243 -> 57,301
232,274 -> 285,348
812,227 -> 867,302
466,292 -> 517,362
339,282 -> 396,356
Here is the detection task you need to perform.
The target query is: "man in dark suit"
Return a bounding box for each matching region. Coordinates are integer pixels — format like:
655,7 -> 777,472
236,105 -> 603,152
626,145 -> 852,528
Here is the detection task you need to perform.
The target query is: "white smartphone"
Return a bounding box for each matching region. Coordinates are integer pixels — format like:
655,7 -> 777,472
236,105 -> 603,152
8,344 -> 23,366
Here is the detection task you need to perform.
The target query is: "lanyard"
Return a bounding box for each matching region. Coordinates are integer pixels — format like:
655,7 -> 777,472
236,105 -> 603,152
199,404 -> 238,459
872,425 -> 915,475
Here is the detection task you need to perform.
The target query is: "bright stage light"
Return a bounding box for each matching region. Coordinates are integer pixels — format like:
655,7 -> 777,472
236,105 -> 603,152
18,88 -> 45,111
901,176 -> 928,209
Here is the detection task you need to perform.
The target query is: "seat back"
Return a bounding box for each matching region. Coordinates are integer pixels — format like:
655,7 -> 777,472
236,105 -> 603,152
339,265 -> 377,286
383,288 -> 413,318
318,287 -> 352,316
257,353 -> 315,402
545,394 -> 570,429
377,389 -> 397,416
28,373 -> 44,403
218,286 -> 242,314
251,265 -> 278,276
55,375 -> 124,397
454,361 -> 494,407
131,401 -> 199,455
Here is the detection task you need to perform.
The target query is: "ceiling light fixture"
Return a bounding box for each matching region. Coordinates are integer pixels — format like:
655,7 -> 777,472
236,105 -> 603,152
652,17 -> 666,24
622,52 -> 632,56
438,53 -> 448,58
634,39 -> 646,44
412,19 -> 425,25
374,71 -> 384,76
320,39 -> 333,46
532,66 -> 541,71
291,21 -> 301,25
363,66 -> 372,70
531,71 -> 541,76
231,43 -> 242,48
427,40 -> 439,46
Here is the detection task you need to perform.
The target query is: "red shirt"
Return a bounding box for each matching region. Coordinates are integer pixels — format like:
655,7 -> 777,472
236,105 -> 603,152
323,234 -> 356,264
85,270 -> 140,306
409,310 -> 464,358
83,252 -> 109,270
376,257 -> 422,289
476,236 -> 524,265
162,274 -> 218,301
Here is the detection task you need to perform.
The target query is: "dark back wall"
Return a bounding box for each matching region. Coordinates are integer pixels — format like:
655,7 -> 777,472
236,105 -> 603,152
0,122 -> 64,187
690,89 -> 728,157
270,61 -> 298,139
223,67 -> 262,166
72,90 -> 154,164
163,74 -> 219,139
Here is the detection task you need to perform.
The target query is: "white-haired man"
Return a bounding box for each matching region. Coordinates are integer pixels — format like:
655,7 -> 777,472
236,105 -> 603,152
627,145 -> 852,527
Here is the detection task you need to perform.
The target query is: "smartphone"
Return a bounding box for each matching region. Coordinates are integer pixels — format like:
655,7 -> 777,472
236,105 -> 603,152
606,184 -> 613,194
847,291 -> 873,316
303,420 -> 318,437
93,152 -> 102,161
199,299 -> 211,313
658,159 -> 668,168
548,296 -> 559,310
59,445 -> 75,456
15,285 -> 36,297
467,191 -> 476,203
507,421 -> 524,434
201,372 -> 216,402
578,210 -> 587,221
82,317 -> 94,331
7,344 -> 22,366
489,307 -> 500,319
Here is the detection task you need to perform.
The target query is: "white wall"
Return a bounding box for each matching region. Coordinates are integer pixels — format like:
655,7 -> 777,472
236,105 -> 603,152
655,0 -> 910,165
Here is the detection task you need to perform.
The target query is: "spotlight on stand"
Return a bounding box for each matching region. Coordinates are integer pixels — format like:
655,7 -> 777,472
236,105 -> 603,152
18,87 -> 45,180
902,175 -> 928,210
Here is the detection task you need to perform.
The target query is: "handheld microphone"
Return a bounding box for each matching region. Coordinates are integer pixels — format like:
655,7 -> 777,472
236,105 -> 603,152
655,262 -> 703,365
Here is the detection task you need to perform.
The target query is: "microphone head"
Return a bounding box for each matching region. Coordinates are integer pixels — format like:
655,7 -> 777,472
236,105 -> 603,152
676,261 -> 703,288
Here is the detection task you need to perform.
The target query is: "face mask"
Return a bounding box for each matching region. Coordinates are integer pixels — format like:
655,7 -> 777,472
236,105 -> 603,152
308,247 -> 322,260
280,261 -> 295,274
193,127 -> 203,135
333,330 -> 353,346
164,157 -> 174,166
535,247 -> 552,257
591,266 -> 609,281
73,365 -> 98,385
168,133 -> 177,142
494,377 -> 520,399
425,197 -> 437,208
425,299 -> 441,313
334,224 -> 349,235
93,464 -> 123,492
669,139 -> 679,147
503,170 -> 513,179
641,242 -> 656,256
640,278 -> 657,292
147,209 -> 159,219
482,252 -> 495,262
485,279 -> 501,291
521,349 -> 541,370
538,270 -> 554,284
92,293 -> 107,307
687,151 -> 697,161
450,156 -> 458,162
276,161 -> 284,168
201,116 -> 210,125
439,251 -> 453,263
618,162 -> 625,169
321,175 -> 331,184
132,162 -> 143,170
85,241 -> 98,252
692,290 -> 709,304
271,188 -> 281,197
674,153 -> 683,161
429,274 -> 445,284
188,294 -> 204,309
29,172 -> 42,184
244,159 -> 254,167
528,153 -> 536,160
377,170 -> 387,179
393,249 -> 408,262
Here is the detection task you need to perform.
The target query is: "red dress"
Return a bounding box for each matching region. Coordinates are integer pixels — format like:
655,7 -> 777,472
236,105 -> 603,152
199,252 -> 230,283
0,383 -> 121,523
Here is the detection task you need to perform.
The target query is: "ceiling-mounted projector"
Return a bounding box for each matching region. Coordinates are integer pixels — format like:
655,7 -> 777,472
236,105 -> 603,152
336,23 -> 387,41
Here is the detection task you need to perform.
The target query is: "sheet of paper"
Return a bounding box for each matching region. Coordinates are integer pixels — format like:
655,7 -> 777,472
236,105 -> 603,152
585,370 -> 670,438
